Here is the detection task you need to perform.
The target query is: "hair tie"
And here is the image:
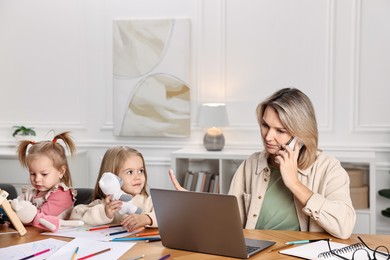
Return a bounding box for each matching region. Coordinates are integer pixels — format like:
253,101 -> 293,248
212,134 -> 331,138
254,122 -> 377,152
52,138 -> 57,144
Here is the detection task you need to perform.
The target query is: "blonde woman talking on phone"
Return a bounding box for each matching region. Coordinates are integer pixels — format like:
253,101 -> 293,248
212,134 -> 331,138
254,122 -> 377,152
169,88 -> 355,239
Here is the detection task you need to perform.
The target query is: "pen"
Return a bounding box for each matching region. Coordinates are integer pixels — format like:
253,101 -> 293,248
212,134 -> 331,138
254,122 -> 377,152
158,254 -> 171,260
87,224 -> 122,231
106,227 -> 144,236
128,255 -> 145,260
285,238 -> 330,245
106,230 -> 128,236
110,236 -> 161,242
20,248 -> 51,260
71,246 -> 79,260
77,248 -> 111,260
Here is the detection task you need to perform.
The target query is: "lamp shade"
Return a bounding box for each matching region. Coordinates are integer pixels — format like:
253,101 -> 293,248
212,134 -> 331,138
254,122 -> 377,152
198,103 -> 229,128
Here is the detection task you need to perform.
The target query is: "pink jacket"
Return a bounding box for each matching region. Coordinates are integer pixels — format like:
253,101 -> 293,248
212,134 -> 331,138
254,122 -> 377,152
18,183 -> 76,231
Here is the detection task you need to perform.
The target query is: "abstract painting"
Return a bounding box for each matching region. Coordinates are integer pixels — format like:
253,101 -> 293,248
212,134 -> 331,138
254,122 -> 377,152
112,18 -> 191,137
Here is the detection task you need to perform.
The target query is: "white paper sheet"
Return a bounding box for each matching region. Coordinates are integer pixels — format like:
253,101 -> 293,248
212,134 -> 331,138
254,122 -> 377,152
0,238 -> 67,260
46,237 -> 134,260
42,226 -> 140,241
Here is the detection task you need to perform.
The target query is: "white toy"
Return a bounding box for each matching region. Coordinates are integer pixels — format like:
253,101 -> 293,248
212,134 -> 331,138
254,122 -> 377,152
99,172 -> 142,215
10,199 -> 84,232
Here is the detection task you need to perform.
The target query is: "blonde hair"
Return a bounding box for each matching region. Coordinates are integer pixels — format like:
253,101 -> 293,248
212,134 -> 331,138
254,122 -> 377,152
256,88 -> 318,170
17,131 -> 76,187
92,146 -> 148,200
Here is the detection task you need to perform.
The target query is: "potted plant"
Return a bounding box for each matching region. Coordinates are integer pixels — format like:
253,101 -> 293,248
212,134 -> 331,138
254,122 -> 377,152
12,125 -> 36,141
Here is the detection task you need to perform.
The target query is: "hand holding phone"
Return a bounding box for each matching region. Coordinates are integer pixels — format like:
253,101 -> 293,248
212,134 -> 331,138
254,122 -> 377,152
275,137 -> 302,164
286,136 -> 298,149
286,136 -> 304,150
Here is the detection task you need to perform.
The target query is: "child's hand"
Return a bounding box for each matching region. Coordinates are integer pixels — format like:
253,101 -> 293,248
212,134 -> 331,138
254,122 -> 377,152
104,195 -> 122,219
121,214 -> 152,231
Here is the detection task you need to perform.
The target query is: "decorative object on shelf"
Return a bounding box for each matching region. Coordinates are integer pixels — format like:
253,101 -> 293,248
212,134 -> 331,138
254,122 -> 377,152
378,188 -> 390,218
198,103 -> 229,151
12,126 -> 36,141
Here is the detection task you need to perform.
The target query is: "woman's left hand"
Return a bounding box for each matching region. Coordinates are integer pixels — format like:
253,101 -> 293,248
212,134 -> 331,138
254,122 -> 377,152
277,140 -> 313,205
168,169 -> 186,191
277,141 -> 301,189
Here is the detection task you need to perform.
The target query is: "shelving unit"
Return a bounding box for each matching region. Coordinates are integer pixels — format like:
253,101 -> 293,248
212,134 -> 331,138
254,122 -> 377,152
327,151 -> 376,234
171,148 -> 253,194
171,148 -> 376,234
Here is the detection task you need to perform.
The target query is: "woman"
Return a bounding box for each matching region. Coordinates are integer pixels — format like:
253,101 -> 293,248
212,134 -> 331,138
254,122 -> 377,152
170,88 -> 355,239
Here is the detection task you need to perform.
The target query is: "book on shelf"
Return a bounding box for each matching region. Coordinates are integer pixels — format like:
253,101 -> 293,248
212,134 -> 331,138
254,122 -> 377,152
202,172 -> 213,192
183,171 -> 193,190
183,171 -> 196,191
190,172 -> 198,191
194,171 -> 214,192
182,171 -> 219,193
208,174 -> 220,193
194,171 -> 206,192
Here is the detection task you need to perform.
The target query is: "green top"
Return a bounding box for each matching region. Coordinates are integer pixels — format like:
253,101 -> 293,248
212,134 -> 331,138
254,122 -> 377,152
255,165 -> 300,230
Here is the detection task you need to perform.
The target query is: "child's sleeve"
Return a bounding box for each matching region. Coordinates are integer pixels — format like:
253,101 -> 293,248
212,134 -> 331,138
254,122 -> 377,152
31,189 -> 73,231
70,200 -> 113,226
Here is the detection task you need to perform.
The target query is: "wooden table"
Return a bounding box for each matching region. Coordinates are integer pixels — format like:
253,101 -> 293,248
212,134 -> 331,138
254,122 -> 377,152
1,227 -> 389,259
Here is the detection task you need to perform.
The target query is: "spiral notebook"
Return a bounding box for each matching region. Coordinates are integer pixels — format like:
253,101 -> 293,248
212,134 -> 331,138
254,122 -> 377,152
279,240 -> 370,260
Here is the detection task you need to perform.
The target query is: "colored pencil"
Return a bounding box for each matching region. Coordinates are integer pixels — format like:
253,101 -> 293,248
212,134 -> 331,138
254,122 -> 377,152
106,227 -> 144,236
136,231 -> 159,237
77,248 -> 111,260
128,255 -> 145,260
71,246 -> 79,260
105,230 -> 128,236
110,236 -> 161,242
87,224 -> 122,231
20,248 -> 50,260
158,254 -> 171,260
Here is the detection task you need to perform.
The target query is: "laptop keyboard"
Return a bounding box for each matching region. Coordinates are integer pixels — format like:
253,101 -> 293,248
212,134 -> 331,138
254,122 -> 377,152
246,245 -> 260,254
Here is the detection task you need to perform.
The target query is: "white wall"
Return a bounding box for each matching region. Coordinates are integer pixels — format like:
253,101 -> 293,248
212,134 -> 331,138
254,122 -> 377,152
0,0 -> 389,233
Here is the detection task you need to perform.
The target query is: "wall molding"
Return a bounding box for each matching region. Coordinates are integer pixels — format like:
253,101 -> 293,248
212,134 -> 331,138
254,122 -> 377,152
321,0 -> 335,132
376,162 -> 390,172
351,0 -> 390,133
0,122 -> 86,131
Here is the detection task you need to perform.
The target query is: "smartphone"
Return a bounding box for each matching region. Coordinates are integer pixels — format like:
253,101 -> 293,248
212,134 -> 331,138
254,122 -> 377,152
286,136 -> 298,149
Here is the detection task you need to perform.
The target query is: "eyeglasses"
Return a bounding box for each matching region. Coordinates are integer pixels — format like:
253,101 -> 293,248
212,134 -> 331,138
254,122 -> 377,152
326,237 -> 390,260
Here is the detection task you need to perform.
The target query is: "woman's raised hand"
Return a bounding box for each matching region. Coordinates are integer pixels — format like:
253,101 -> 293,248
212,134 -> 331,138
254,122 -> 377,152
168,169 -> 187,191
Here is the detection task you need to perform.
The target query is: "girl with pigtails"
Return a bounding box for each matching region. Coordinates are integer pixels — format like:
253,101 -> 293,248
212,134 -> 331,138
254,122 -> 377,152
13,131 -> 79,231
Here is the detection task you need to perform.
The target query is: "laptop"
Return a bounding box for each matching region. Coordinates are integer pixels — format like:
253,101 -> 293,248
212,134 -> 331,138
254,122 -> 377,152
150,188 -> 275,259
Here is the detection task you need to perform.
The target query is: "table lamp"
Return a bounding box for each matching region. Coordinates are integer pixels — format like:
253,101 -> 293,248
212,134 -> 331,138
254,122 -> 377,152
198,103 -> 229,151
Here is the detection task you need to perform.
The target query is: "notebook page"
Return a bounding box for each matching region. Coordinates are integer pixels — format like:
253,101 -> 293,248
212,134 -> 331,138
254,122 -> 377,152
279,240 -> 350,260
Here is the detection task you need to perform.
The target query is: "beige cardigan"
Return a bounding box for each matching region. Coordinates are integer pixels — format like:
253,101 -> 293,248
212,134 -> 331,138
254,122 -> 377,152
228,150 -> 356,239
